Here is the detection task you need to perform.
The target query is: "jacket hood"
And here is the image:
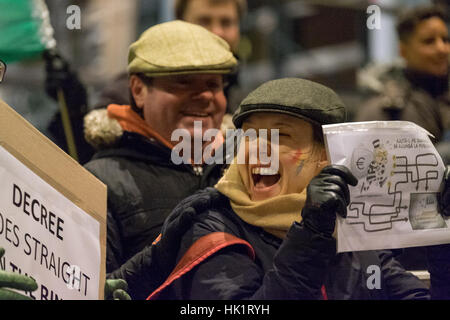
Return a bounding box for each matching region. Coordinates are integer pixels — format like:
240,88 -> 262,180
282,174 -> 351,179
84,108 -> 123,150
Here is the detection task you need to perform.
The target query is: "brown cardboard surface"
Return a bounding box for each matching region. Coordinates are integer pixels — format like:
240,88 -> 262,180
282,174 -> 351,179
0,98 -> 106,299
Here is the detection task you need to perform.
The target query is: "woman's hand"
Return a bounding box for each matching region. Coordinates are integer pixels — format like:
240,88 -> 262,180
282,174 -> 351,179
301,165 -> 358,237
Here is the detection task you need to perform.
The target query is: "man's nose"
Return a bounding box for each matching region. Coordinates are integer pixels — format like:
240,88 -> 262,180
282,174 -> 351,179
192,86 -> 214,101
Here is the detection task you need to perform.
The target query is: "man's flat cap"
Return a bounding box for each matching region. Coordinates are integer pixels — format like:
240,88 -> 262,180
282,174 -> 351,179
128,20 -> 237,76
232,78 -> 346,128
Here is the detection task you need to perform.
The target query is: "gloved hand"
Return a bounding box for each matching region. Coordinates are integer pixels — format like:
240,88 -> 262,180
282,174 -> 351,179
0,248 -> 38,300
301,165 -> 358,237
104,278 -> 131,300
43,49 -> 88,116
440,165 -> 450,217
107,188 -> 223,300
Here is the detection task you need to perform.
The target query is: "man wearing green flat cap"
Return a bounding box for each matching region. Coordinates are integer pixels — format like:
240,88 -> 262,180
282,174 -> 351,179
0,19 -> 237,301
83,20 -> 237,280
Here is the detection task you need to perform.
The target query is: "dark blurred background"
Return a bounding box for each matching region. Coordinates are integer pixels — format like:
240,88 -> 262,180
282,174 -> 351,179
0,0 -> 448,142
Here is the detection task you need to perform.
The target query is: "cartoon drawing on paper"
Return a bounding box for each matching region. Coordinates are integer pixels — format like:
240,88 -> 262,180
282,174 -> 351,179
347,138 -> 444,232
357,139 -> 389,193
323,121 -> 449,252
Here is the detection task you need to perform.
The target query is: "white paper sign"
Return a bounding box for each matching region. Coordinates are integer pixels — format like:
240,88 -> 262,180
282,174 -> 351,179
323,121 -> 450,253
0,145 -> 101,299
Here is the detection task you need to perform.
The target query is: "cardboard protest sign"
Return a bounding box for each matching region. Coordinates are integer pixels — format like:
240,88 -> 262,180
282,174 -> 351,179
323,121 -> 450,253
0,99 -> 106,299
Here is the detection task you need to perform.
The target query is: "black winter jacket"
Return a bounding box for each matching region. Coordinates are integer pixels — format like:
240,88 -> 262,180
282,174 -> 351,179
355,65 -> 450,144
111,188 -> 432,300
84,132 -> 224,273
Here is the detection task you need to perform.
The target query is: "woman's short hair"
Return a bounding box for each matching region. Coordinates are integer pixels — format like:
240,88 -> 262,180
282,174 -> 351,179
396,5 -> 448,42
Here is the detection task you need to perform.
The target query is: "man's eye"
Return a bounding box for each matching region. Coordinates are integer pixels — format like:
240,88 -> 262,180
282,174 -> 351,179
197,17 -> 211,27
207,81 -> 223,91
174,78 -> 190,86
220,18 -> 234,28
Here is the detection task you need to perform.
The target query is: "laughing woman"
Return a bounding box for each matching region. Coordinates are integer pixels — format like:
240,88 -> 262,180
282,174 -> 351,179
144,78 -> 433,300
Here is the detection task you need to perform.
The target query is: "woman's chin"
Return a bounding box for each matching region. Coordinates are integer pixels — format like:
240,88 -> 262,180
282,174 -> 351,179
249,183 -> 281,202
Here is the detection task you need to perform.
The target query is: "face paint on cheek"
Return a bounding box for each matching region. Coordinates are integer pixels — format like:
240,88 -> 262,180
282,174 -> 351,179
296,160 -> 305,176
289,150 -> 307,176
290,150 -> 303,162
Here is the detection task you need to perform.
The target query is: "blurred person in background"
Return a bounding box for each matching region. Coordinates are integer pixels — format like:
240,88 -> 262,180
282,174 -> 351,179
175,0 -> 243,54
356,5 -> 450,145
355,4 -> 450,271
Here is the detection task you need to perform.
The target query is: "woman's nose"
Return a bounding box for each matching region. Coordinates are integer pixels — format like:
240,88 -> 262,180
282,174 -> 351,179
256,134 -> 274,161
436,37 -> 450,54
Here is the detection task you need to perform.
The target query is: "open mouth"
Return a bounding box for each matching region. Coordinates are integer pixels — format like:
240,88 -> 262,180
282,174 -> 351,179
251,167 -> 281,189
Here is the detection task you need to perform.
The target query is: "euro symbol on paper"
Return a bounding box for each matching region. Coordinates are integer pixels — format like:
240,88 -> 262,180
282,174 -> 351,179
0,60 -> 6,83
356,157 -> 366,170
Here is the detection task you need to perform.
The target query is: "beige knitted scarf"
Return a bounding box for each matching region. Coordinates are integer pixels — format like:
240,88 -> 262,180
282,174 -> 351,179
215,162 -> 306,239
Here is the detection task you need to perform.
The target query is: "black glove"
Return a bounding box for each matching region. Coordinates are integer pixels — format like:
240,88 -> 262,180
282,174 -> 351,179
0,248 -> 38,300
301,165 -> 358,237
440,165 -> 450,217
43,49 -> 88,116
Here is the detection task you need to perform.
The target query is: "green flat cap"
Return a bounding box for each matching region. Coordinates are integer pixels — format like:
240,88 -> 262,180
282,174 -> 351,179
232,78 -> 346,128
128,20 -> 237,76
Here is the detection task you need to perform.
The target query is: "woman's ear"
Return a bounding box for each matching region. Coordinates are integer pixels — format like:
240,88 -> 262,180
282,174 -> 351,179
316,146 -> 329,172
129,75 -> 147,109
